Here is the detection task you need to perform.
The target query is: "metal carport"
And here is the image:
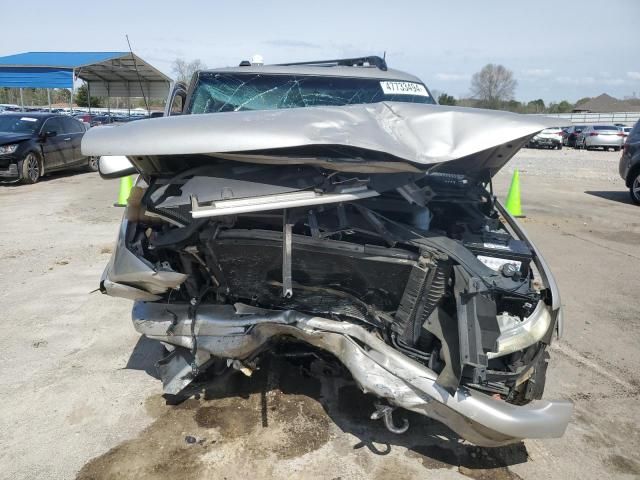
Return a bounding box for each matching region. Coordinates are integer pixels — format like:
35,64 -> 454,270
0,51 -> 171,113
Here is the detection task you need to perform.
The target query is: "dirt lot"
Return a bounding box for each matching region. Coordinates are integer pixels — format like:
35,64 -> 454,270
0,148 -> 638,480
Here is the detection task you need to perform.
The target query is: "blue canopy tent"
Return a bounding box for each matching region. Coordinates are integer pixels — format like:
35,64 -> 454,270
0,51 -> 172,114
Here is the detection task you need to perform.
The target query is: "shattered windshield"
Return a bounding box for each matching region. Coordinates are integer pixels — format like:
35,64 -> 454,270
188,73 -> 435,113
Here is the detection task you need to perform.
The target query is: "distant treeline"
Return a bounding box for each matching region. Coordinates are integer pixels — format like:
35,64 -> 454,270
0,85 -> 165,109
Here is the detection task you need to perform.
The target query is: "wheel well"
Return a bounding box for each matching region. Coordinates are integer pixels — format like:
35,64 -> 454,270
626,162 -> 640,188
18,150 -> 43,176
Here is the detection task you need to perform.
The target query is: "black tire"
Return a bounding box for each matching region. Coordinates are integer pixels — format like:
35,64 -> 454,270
630,173 -> 640,205
557,144 -> 562,150
87,156 -> 99,172
20,152 -> 42,184
614,147 -> 620,152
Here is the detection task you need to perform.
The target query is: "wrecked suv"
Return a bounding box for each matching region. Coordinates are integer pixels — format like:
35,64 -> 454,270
83,56 -> 572,446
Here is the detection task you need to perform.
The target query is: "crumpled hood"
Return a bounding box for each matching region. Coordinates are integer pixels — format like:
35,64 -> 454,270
82,102 -> 555,178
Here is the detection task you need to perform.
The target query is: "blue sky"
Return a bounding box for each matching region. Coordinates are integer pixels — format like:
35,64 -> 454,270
1,0 -> 638,102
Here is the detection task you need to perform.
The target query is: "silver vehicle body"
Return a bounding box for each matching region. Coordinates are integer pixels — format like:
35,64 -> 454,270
84,102 -> 556,172
577,125 -> 624,150
84,61 -> 572,447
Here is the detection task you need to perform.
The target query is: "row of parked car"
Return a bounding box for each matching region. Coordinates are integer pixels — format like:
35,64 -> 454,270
0,107 -> 166,184
527,120 -> 640,204
73,111 -> 164,126
0,112 -> 97,183
527,124 -> 632,151
0,105 -> 162,127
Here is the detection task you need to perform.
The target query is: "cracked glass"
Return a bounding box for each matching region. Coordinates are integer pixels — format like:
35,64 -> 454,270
188,73 -> 435,114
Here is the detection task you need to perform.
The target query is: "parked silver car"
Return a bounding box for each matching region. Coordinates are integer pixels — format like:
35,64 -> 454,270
575,125 -> 625,151
82,56 -> 572,447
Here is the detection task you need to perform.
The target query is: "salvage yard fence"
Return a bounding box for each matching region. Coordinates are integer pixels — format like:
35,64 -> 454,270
530,111 -> 640,126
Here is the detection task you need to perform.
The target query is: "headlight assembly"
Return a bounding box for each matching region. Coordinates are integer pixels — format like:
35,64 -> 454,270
487,301 -> 553,359
0,144 -> 19,155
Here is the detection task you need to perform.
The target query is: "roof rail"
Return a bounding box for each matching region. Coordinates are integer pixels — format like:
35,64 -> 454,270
275,55 -> 388,71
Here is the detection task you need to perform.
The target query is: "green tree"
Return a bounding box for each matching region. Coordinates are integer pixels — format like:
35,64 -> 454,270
574,97 -> 591,107
437,93 -> 457,105
556,100 -> 573,113
547,100 -> 574,113
503,100 -> 524,113
74,84 -> 103,108
526,99 -> 545,113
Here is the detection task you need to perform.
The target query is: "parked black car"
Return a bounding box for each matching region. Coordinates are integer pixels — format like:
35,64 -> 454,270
562,125 -> 586,147
0,113 -> 96,184
619,121 -> 640,204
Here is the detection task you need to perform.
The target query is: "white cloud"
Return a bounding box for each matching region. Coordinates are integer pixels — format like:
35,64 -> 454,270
554,75 -> 627,86
434,73 -> 468,81
627,72 -> 640,80
555,76 -> 596,85
523,68 -> 552,78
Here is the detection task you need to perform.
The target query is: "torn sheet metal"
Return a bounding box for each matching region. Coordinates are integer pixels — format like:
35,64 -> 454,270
133,301 -> 572,447
100,218 -> 188,298
82,102 -> 556,177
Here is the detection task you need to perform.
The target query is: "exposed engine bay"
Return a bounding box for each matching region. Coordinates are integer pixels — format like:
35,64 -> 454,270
100,156 -> 570,446
86,100 -> 572,447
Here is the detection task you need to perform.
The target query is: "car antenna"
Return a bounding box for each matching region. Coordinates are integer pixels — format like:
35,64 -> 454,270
125,34 -> 150,115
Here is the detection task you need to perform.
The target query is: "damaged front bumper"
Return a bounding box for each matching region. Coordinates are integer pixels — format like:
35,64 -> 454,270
132,301 -> 572,447
92,101 -> 572,446
99,217 -> 187,301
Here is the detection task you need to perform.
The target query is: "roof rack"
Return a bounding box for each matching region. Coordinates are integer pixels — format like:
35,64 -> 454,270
275,55 -> 388,71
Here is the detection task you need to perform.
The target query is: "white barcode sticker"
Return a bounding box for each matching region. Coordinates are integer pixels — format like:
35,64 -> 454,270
380,81 -> 429,97
20,117 -> 38,122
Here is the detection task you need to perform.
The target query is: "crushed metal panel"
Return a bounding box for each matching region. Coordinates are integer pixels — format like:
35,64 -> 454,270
82,102 -> 556,177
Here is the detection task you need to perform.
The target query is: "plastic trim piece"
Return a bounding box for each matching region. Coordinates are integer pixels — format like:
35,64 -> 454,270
190,187 -> 379,218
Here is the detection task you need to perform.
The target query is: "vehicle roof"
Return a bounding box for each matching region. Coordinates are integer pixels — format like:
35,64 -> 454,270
0,112 -> 62,118
198,65 -> 424,83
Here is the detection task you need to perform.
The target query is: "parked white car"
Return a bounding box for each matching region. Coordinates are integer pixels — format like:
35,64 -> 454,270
527,127 -> 563,149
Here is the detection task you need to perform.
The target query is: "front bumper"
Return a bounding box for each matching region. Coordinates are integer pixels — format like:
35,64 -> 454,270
0,163 -> 19,180
132,301 -> 573,447
529,138 -> 560,148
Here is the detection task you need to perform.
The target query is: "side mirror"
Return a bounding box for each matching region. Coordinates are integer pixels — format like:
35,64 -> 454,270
98,155 -> 137,179
166,82 -> 188,117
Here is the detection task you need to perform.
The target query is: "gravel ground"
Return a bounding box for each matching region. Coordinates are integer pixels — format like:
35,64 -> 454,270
0,148 -> 638,480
